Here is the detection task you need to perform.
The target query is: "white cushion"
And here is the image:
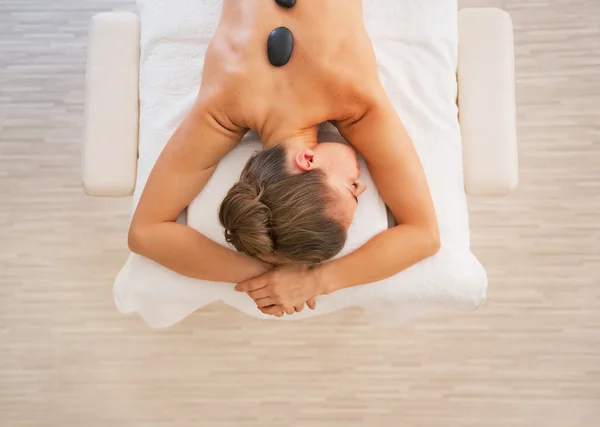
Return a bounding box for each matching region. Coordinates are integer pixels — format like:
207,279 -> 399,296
82,12 -> 140,197
458,8 -> 518,195
114,0 -> 487,327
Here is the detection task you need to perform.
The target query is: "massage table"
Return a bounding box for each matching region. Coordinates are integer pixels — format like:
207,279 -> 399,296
81,2 -> 518,327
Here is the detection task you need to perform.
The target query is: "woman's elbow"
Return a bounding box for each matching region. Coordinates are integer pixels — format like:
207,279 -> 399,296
128,223 -> 147,255
426,226 -> 441,256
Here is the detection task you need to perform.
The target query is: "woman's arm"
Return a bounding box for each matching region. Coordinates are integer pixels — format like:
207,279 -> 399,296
316,225 -> 439,294
128,100 -> 271,283
319,93 -> 440,292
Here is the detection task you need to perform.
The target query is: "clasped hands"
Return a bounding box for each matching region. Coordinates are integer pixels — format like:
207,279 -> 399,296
235,265 -> 323,317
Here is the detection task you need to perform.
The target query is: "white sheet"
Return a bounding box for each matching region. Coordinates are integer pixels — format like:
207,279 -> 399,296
114,0 -> 487,327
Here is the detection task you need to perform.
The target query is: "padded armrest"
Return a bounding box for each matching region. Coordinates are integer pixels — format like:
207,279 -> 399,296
82,12 -> 140,197
458,8 -> 518,196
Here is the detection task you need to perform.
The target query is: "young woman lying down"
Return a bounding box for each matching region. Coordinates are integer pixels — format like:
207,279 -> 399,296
128,0 -> 440,318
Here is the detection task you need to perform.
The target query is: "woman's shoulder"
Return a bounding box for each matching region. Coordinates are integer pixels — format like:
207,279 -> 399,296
196,51 -> 264,131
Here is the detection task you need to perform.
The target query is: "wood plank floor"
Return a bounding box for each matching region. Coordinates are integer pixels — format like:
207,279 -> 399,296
1,1 -> 599,426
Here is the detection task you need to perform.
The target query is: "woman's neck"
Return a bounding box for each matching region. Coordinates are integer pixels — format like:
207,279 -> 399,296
261,126 -> 319,150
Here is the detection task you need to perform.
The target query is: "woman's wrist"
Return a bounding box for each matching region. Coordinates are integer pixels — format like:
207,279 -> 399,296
228,253 -> 273,283
250,258 -> 275,278
312,261 -> 342,296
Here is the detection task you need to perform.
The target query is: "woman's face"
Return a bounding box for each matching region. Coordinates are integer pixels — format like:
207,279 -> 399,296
293,142 -> 367,227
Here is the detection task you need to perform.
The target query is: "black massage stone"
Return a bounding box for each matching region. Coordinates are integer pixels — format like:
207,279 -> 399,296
267,27 -> 294,67
275,0 -> 296,8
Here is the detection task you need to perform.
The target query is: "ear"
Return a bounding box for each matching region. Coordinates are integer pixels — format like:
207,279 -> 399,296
294,149 -> 315,171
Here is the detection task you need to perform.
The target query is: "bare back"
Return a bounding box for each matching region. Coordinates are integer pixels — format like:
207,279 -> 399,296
199,0 -> 382,144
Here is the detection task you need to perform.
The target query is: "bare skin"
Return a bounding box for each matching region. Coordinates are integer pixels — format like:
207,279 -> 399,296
129,0 -> 440,317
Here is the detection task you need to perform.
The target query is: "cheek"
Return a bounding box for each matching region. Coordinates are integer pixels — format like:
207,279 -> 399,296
331,147 -> 358,175
318,143 -> 358,178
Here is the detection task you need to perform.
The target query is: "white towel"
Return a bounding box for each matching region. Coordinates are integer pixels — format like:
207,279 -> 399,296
114,0 -> 487,327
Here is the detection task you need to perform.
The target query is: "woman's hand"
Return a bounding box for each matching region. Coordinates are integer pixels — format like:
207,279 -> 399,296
235,265 -> 322,316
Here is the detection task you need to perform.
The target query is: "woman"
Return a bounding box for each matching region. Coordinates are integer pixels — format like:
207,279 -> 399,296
128,0 -> 440,317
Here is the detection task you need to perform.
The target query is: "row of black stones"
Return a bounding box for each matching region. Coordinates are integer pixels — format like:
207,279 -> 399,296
268,0 -> 297,67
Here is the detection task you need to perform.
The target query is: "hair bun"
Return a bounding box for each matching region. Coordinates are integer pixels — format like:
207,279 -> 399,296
218,181 -> 274,257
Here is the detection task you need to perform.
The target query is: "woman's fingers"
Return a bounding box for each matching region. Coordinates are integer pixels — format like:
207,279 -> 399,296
247,288 -> 271,300
258,304 -> 306,317
306,298 -> 316,310
259,305 -> 284,317
235,276 -> 268,292
254,297 -> 277,308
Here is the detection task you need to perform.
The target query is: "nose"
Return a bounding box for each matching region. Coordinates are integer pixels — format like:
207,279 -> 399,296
355,179 -> 367,197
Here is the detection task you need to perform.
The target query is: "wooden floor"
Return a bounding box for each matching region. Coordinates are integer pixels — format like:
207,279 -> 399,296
1,0 -> 599,426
